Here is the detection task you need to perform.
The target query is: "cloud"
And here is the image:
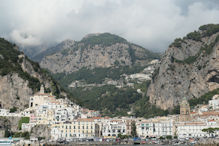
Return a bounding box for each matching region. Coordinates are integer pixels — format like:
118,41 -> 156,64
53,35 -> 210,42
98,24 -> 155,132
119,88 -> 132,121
0,0 -> 219,52
10,30 -> 41,47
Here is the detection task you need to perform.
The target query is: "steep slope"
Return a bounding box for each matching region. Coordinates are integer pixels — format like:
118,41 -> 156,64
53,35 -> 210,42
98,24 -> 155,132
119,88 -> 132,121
0,38 -> 69,111
32,40 -> 76,62
147,24 -> 219,110
40,33 -> 159,73
37,33 -> 162,117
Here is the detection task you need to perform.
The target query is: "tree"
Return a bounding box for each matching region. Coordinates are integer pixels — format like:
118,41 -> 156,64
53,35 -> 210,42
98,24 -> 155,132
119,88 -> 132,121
9,107 -> 17,113
118,134 -> 129,139
166,135 -> 172,139
131,121 -> 137,137
202,128 -> 219,137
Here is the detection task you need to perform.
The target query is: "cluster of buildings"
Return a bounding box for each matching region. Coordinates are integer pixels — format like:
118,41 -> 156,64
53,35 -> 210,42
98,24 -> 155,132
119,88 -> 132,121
1,86 -> 219,141
136,100 -> 219,139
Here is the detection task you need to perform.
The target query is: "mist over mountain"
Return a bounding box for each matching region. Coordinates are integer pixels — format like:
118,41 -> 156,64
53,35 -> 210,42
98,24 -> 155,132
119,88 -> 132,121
1,0 -> 219,52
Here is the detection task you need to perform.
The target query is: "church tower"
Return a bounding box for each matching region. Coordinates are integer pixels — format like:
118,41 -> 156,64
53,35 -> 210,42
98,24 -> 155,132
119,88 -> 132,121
40,85 -> 45,94
179,97 -> 191,121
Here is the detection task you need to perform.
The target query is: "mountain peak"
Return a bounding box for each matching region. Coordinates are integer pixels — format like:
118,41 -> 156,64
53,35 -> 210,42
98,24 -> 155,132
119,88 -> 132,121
80,32 -> 127,46
40,33 -> 158,73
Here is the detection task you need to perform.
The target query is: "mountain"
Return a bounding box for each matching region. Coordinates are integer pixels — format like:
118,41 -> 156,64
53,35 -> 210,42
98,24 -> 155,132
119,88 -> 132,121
36,33 -> 163,117
40,33 -> 159,73
32,40 -> 76,62
0,38 -> 70,111
147,24 -> 219,110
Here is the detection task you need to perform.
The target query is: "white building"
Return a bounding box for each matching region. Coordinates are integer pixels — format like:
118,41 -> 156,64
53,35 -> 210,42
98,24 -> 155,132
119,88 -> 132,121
209,95 -> 219,110
177,120 -> 219,139
0,109 -> 9,116
28,85 -> 81,124
137,117 -> 174,138
102,119 -> 127,138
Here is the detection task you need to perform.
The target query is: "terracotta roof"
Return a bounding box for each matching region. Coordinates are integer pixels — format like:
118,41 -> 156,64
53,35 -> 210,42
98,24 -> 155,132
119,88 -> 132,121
208,119 -> 216,122
76,118 -> 95,122
179,122 -> 206,126
202,111 -> 219,116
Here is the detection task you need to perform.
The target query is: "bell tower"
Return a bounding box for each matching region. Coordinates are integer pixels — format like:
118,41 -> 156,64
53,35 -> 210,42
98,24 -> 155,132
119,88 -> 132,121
40,85 -> 45,94
179,97 -> 191,121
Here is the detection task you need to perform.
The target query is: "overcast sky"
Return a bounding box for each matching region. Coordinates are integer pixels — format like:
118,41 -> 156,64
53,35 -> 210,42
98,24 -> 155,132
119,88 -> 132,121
0,0 -> 219,52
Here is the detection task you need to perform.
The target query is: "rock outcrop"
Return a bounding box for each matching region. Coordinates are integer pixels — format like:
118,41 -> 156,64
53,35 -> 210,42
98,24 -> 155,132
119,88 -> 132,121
31,125 -> 51,140
147,24 -> 219,110
0,38 -> 68,111
40,33 -> 159,73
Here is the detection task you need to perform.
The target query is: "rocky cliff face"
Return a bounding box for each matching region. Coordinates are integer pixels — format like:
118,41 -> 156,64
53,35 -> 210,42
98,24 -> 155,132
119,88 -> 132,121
0,38 -> 68,111
31,125 -> 51,140
0,74 -> 33,110
32,39 -> 76,62
147,24 -> 219,110
40,33 -> 158,73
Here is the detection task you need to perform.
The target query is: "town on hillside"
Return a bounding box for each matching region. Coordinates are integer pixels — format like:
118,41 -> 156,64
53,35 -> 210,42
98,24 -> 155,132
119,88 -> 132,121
0,85 -> 219,145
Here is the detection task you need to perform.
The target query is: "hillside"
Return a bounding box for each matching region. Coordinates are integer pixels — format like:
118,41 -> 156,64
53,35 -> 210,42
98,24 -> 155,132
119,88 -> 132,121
0,38 -> 70,111
37,33 -> 163,118
40,33 -> 159,73
32,40 -> 76,62
147,24 -> 219,110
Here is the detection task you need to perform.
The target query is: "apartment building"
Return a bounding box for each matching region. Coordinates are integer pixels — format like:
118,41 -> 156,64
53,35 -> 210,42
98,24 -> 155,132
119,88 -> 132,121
51,118 -> 99,140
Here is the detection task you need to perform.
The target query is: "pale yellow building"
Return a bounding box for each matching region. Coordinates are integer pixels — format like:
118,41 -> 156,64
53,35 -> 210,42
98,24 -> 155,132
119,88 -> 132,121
51,118 -> 99,140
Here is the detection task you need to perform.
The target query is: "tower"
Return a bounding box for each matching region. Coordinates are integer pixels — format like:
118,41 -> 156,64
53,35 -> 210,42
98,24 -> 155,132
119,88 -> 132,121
40,85 -> 45,94
179,97 -> 191,121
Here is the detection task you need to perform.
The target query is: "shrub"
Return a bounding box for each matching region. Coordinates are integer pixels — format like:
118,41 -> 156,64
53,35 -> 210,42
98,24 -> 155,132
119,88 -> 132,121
199,24 -> 219,37
18,117 -> 30,130
170,38 -> 183,48
174,35 -> 219,64
186,31 -> 201,41
189,88 -> 219,108
9,107 -> 17,113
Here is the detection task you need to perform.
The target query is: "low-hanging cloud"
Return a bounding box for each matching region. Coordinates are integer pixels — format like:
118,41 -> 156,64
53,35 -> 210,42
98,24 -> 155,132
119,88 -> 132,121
0,0 -> 219,52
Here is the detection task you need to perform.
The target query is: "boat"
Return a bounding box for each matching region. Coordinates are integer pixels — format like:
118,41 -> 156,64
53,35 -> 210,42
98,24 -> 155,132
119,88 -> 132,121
0,139 -> 12,145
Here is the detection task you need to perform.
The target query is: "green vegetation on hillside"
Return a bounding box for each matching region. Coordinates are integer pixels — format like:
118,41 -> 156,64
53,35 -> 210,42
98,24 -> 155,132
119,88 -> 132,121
18,117 -> 29,130
169,38 -> 184,48
53,66 -> 168,118
0,38 -> 65,98
133,96 -> 169,118
170,24 -> 219,49
189,88 -> 219,108
9,107 -> 17,113
199,24 -> 219,37
81,33 -> 127,46
68,85 -> 141,117
186,31 -> 201,41
174,35 -> 219,64
0,38 -> 41,92
53,66 -> 145,86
